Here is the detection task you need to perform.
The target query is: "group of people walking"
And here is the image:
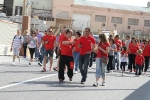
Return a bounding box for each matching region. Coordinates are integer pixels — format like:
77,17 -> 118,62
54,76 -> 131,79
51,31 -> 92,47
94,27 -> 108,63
10,27 -> 150,87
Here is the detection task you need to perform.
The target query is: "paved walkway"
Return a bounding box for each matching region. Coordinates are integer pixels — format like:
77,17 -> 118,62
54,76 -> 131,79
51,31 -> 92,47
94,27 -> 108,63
0,56 -> 150,100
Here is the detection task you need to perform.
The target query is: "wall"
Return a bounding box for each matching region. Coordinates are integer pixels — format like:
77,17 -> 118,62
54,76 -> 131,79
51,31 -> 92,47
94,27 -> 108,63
0,20 -> 18,55
72,5 -> 150,36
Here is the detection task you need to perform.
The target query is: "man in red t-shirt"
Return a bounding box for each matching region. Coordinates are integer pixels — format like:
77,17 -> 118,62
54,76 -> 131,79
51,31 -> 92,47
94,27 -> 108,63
79,27 -> 96,84
114,35 -> 122,70
58,29 -> 75,82
41,28 -> 56,72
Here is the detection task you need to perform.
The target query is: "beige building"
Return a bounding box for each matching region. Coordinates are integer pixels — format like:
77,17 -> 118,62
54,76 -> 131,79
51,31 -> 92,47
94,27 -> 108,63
52,0 -> 150,37
11,0 -> 150,37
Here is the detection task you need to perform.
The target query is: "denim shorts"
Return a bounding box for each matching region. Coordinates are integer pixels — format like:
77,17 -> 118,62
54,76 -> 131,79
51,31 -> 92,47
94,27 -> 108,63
44,49 -> 54,57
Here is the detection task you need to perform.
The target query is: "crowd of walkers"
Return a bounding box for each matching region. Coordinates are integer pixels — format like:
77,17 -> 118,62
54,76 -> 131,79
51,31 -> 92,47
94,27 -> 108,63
10,27 -> 150,87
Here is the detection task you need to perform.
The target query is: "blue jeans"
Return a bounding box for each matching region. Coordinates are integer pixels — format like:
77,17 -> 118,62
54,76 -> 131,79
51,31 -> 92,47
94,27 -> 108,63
95,58 -> 106,78
35,47 -> 40,58
79,54 -> 90,81
73,52 -> 80,71
114,52 -> 121,68
39,47 -> 44,63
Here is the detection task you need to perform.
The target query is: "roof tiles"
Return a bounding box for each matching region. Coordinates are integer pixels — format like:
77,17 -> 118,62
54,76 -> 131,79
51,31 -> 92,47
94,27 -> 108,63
74,0 -> 150,13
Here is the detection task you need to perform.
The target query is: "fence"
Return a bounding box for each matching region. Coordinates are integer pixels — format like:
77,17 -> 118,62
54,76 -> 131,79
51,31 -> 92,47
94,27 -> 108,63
0,20 -> 18,55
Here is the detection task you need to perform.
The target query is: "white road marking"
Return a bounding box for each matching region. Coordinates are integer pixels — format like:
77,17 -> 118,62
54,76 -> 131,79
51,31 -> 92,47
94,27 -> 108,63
0,74 -> 57,90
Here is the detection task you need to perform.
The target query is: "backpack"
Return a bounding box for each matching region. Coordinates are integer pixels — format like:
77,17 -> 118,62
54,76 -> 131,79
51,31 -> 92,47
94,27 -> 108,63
13,35 -> 22,41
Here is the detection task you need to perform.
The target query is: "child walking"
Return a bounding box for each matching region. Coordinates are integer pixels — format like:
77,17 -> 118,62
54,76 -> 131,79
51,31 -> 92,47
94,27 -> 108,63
120,47 -> 128,76
135,49 -> 145,75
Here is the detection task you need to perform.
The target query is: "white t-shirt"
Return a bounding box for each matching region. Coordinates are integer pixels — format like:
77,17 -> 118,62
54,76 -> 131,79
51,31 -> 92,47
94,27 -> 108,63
121,54 -> 128,62
125,40 -> 131,47
28,37 -> 37,48
12,35 -> 23,48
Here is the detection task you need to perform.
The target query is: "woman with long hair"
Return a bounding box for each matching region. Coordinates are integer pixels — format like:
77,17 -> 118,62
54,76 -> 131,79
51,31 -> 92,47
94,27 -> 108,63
93,34 -> 110,87
22,30 -> 29,58
128,39 -> 139,72
28,31 -> 39,65
73,32 -> 81,74
107,38 -> 117,73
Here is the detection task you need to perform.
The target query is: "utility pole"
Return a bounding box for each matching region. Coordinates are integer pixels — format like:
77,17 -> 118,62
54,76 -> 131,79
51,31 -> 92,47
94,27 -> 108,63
20,0 -> 31,56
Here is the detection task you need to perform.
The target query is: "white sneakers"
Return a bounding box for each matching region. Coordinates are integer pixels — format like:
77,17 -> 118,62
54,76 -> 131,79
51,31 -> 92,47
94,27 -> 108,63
11,62 -> 15,65
74,71 -> 78,74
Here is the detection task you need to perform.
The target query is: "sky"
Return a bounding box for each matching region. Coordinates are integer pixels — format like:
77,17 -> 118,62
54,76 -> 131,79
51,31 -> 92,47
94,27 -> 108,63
91,0 -> 149,7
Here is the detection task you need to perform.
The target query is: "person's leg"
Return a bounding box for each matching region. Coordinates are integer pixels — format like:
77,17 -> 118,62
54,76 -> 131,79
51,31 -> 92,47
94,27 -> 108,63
30,48 -> 35,62
89,52 -> 94,68
112,54 -> 115,70
79,55 -> 84,79
101,62 -> 106,85
49,50 -> 54,70
16,48 -> 21,62
35,47 -> 39,58
109,56 -> 113,71
116,52 -> 121,70
12,48 -> 16,62
107,56 -> 110,72
135,64 -> 138,75
73,52 -> 77,71
129,54 -> 133,71
39,48 -> 44,63
120,62 -> 123,70
59,55 -> 66,81
93,58 -> 101,86
139,66 -> 142,75
132,54 -> 136,71
83,54 -> 90,81
66,56 -> 74,79
144,56 -> 149,73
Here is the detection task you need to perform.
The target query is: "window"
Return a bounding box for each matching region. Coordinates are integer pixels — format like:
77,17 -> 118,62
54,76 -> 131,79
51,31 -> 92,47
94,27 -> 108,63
128,18 -> 139,26
144,20 -> 150,27
57,11 -> 69,19
95,15 -> 106,22
111,17 -> 122,24
38,16 -> 54,21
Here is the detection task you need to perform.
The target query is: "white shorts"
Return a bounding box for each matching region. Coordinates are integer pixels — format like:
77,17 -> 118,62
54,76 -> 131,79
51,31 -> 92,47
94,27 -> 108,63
13,48 -> 20,56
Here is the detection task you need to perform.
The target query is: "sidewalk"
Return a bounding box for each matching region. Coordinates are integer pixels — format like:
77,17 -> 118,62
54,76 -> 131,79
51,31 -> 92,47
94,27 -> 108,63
0,56 -> 12,64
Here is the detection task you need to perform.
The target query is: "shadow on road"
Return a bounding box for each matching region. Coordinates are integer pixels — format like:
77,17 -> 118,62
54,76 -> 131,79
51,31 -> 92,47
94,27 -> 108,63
124,80 -> 150,100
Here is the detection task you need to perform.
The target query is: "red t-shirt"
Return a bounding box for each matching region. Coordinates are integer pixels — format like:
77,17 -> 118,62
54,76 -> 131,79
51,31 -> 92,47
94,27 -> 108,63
79,36 -> 96,55
122,42 -> 126,47
96,43 -> 102,58
128,43 -> 139,54
43,34 -> 56,50
115,39 -> 122,51
60,36 -> 74,56
59,34 -> 65,48
74,39 -> 81,52
135,54 -> 145,66
143,44 -> 150,56
121,51 -> 128,55
99,42 -> 110,58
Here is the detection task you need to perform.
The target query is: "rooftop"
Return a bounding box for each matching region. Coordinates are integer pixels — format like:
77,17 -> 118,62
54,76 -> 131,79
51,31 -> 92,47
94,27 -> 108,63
74,0 -> 150,13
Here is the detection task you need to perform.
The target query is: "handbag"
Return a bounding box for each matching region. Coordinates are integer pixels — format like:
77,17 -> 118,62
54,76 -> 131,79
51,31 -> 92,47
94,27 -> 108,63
101,56 -> 108,64
100,43 -> 108,64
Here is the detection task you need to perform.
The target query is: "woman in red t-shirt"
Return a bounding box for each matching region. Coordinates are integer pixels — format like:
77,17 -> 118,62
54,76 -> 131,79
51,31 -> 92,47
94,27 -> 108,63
142,39 -> 150,74
128,39 -> 139,72
73,32 -> 81,74
93,34 -> 110,87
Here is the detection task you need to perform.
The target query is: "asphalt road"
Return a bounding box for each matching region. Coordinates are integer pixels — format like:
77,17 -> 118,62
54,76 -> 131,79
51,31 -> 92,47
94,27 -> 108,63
0,56 -> 150,100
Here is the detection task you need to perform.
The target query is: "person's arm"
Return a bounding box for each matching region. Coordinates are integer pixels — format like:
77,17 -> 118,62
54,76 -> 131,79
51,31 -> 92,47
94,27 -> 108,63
93,44 -> 98,53
98,46 -> 110,54
10,41 -> 14,52
36,38 -> 39,48
62,41 -> 75,45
